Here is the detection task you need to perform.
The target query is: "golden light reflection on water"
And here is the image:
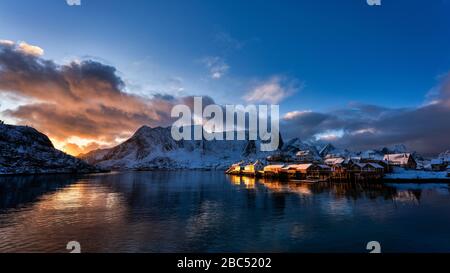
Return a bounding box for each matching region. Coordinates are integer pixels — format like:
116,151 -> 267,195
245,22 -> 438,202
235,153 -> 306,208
229,175 -> 242,186
37,181 -> 123,211
0,181 -> 128,253
288,184 -> 312,196
1,172 -> 448,253
229,175 -> 257,189
241,176 -> 256,189
228,175 -> 313,196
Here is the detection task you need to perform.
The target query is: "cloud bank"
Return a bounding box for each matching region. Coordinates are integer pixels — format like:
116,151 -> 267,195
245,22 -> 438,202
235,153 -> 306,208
0,41 -> 212,155
281,76 -> 450,155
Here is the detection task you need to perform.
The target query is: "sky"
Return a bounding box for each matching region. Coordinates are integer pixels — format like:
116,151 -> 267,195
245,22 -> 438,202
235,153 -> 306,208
1,0 -> 450,156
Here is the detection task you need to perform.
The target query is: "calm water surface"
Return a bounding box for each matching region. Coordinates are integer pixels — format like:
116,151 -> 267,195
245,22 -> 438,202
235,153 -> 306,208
0,171 -> 450,253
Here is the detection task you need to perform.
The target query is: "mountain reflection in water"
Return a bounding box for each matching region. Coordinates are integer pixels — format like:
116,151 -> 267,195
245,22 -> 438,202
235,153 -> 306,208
0,171 -> 449,253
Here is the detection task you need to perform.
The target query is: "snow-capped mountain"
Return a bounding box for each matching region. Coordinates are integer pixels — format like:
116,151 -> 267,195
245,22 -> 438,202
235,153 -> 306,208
280,138 -> 322,161
0,123 -> 97,175
81,126 -> 281,170
380,144 -> 408,154
81,125 -> 424,171
318,143 -> 351,158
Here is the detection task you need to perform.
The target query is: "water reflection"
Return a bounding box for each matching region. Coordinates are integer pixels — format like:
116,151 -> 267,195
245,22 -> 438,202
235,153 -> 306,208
0,172 -> 449,253
229,175 -> 450,204
0,174 -> 79,210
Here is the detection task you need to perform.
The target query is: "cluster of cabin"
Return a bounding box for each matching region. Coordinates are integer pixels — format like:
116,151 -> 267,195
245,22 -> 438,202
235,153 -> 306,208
226,150 -> 450,181
226,157 -> 389,182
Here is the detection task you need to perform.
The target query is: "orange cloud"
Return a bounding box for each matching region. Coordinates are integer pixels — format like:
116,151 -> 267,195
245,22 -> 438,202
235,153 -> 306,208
0,40 -> 213,155
61,142 -> 101,157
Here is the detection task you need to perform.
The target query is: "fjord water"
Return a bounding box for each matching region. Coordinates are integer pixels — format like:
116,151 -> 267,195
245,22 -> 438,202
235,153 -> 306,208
0,171 -> 450,253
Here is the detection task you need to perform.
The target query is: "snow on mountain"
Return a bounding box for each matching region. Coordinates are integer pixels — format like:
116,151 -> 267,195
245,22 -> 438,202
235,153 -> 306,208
280,138 -> 321,161
318,143 -> 351,158
355,149 -> 385,160
282,138 -> 313,154
380,144 -> 408,154
80,125 -> 443,171
81,126 -> 280,170
0,123 -> 97,175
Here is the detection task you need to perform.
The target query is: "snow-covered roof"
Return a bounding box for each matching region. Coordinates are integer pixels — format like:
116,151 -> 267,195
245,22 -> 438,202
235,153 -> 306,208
316,164 -> 331,170
264,165 -> 285,170
325,157 -> 345,165
383,153 -> 413,165
296,150 -> 313,155
354,163 -> 367,168
285,164 -> 313,170
366,163 -> 384,169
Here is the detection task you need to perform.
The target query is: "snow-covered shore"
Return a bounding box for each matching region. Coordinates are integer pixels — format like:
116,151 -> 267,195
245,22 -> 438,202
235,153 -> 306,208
384,167 -> 449,180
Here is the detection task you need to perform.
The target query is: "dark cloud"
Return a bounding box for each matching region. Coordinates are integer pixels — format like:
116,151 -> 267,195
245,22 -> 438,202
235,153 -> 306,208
0,41 -> 213,153
282,74 -> 450,156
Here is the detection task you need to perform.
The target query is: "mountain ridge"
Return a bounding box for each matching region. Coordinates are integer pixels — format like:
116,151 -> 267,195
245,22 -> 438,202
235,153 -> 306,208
81,125 -> 421,170
0,123 -> 98,175
80,125 -> 283,170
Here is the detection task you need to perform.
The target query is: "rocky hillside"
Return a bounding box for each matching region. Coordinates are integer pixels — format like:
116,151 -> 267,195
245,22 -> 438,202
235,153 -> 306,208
0,123 -> 97,175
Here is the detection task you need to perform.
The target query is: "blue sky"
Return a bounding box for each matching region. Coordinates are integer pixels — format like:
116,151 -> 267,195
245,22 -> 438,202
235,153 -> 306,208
1,0 -> 449,111
1,0 -> 450,155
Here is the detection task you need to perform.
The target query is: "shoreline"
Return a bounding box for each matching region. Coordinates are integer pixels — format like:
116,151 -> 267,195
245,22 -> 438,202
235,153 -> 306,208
1,169 -> 448,184
0,169 -> 110,177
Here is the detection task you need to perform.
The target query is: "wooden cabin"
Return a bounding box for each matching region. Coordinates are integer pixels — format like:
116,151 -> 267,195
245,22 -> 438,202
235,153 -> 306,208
348,163 -> 363,181
363,163 -> 384,174
263,165 -> 285,177
431,159 -> 447,171
242,160 -> 265,176
316,164 -> 332,171
329,163 -> 349,180
294,164 -> 315,173
383,153 -> 417,169
324,157 -> 345,166
295,150 -> 317,163
312,164 -> 332,180
350,163 -> 366,172
361,158 -> 390,172
349,162 -> 384,180
225,161 -> 245,175
287,164 -> 314,179
279,165 -> 302,178
326,158 -> 355,180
